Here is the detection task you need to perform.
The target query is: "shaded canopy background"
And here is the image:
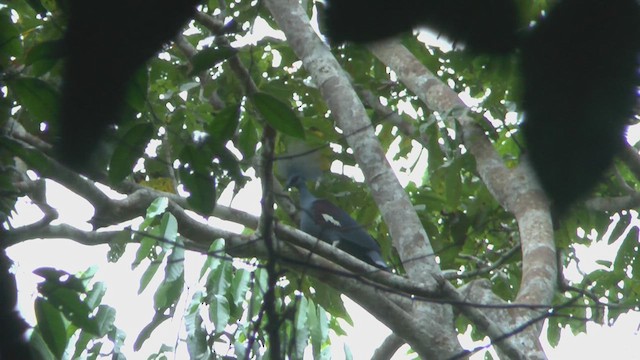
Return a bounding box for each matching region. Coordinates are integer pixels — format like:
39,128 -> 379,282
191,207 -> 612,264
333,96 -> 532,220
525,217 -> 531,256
1,0 -> 640,359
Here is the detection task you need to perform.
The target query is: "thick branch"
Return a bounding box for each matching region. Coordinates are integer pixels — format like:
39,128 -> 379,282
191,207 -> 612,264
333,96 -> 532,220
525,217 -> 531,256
368,39 -> 552,359
263,0 -> 465,358
264,0 -> 436,285
371,334 -> 404,360
584,194 -> 640,212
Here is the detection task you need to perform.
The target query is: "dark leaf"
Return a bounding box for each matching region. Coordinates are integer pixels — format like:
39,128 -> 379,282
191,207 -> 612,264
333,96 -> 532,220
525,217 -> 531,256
145,197 -> 169,219
179,144 -> 216,214
95,305 -> 116,337
132,226 -> 162,269
34,267 -> 86,292
29,326 -> 57,360
8,77 -> 60,123
164,237 -> 185,283
24,40 -> 65,75
134,312 -> 170,351
0,137 -> 52,176
186,311 -> 210,359
307,279 -> 351,325
0,10 -> 21,64
238,116 -> 258,159
108,327 -> 127,356
125,67 -> 149,112
40,284 -> 100,335
293,297 -> 309,358
73,330 -> 94,359
24,0 -> 48,15
24,40 -> 65,66
253,92 -> 305,139
209,294 -> 230,334
154,275 -> 184,312
188,46 -> 237,76
34,298 -> 67,359
208,104 -> 240,144
108,123 -> 155,183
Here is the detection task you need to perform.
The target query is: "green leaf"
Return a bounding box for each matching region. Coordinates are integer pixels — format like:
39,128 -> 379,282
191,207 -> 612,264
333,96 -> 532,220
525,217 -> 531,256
154,275 -> 184,312
546,317 -> 561,346
250,268 -> 268,315
22,39 -> 51,63
595,260 -> 612,268
0,10 -> 20,65
207,261 -> 231,297
34,298 -> 68,359
208,104 -> 240,143
108,122 -> 155,183
0,137 -> 51,174
41,285 -> 99,335
146,197 -> 169,219
164,238 -> 185,283
29,327 -> 56,360
253,92 -> 305,139
344,343 -> 353,360
308,279 -> 351,324
85,282 -> 107,310
189,46 -> 237,76
95,305 -> 116,336
133,226 -> 162,269
24,0 -> 48,14
444,160 -> 462,208
108,229 -> 131,263
206,261 -> 232,332
134,312 -> 170,351
199,239 -> 225,279
108,327 -> 127,356
8,77 -> 60,123
77,266 -> 99,288
139,258 -> 162,294
186,310 -> 211,359
293,297 -> 309,359
160,212 -> 179,246
230,268 -> 251,309
209,294 -> 231,334
179,144 -> 216,214
24,39 -> 65,76
73,330 -> 94,359
87,342 -> 104,360
125,67 -> 149,112
238,117 -> 258,159
308,300 -> 329,358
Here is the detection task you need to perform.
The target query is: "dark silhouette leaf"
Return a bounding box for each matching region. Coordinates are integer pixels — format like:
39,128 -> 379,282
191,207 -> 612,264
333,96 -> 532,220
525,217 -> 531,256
108,123 -> 155,184
189,46 -> 237,76
34,298 -> 67,359
254,92 -> 305,139
7,77 -> 60,123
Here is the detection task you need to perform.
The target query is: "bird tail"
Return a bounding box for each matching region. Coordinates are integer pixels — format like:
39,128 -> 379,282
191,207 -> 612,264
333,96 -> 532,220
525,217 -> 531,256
366,251 -> 391,272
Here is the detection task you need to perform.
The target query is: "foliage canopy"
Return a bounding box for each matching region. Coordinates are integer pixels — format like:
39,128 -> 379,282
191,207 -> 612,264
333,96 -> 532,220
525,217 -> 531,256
1,0 -> 639,359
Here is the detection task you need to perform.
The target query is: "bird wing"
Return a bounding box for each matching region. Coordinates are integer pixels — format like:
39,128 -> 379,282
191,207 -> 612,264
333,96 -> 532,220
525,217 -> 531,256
310,199 -> 382,252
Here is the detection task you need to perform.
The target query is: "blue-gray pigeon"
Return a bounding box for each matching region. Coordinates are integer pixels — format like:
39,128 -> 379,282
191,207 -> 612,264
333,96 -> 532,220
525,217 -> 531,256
286,174 -> 389,270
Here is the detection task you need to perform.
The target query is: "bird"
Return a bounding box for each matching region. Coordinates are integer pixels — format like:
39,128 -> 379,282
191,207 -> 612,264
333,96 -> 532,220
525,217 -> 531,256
286,174 -> 390,271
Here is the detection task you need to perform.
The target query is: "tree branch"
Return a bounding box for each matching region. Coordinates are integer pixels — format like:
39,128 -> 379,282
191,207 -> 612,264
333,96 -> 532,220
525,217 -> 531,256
262,0 -> 473,358
584,193 -> 640,212
446,242 -> 521,280
371,333 -> 404,360
368,39 -> 552,358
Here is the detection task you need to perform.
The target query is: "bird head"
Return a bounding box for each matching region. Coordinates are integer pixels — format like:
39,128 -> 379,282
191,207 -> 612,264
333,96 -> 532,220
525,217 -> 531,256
285,174 -> 306,189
